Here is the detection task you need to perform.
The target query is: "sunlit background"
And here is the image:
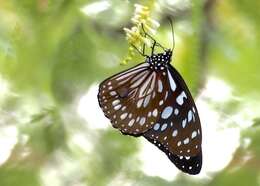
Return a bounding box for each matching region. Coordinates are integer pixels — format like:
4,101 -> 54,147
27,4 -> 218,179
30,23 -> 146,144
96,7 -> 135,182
0,0 -> 260,186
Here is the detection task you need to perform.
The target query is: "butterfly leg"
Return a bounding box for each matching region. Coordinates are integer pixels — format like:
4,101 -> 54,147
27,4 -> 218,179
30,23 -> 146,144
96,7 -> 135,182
142,33 -> 147,55
151,40 -> 156,55
131,44 -> 148,57
141,24 -> 166,51
131,31 -> 149,57
141,24 -> 156,42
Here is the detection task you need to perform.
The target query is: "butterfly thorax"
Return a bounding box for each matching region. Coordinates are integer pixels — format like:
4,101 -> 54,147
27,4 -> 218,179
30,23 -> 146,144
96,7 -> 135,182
146,50 -> 172,70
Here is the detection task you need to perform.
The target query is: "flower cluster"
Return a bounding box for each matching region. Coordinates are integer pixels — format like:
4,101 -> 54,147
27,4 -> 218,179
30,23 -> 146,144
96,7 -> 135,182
121,4 -> 159,65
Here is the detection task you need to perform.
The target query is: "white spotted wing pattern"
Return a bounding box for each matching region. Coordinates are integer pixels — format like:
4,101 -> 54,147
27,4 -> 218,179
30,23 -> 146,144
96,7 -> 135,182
98,50 -> 202,174
143,65 -> 202,174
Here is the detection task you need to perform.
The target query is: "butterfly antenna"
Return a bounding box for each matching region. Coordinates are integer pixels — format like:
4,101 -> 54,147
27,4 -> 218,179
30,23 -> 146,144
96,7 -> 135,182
167,18 -> 175,51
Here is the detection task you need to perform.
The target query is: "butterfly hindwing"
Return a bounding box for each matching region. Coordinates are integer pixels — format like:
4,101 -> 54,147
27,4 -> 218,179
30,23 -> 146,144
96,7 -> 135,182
142,64 -> 202,171
144,134 -> 202,174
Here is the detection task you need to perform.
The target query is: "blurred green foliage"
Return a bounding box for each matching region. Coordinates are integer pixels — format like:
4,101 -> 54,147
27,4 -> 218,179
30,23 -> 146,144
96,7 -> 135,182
0,0 -> 260,186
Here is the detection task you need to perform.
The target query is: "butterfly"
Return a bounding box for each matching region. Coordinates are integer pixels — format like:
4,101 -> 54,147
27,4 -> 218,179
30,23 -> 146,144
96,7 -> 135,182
97,23 -> 202,175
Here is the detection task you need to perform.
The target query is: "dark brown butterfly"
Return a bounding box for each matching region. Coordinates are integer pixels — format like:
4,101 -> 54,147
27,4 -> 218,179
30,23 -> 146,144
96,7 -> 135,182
97,23 -> 202,175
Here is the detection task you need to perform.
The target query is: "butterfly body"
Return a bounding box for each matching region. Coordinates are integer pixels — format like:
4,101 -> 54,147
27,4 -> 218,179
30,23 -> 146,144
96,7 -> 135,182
146,50 -> 172,70
98,33 -> 202,175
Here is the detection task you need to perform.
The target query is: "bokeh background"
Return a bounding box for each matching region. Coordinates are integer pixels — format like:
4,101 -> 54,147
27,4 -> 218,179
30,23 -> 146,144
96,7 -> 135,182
0,0 -> 260,186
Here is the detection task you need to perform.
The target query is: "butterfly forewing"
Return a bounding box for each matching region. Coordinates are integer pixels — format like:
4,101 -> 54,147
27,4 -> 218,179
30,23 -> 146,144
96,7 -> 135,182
98,63 -> 170,136
143,64 -> 202,157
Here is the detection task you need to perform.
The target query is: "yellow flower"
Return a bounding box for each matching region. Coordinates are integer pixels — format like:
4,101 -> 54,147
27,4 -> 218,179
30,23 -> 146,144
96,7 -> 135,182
121,4 -> 160,65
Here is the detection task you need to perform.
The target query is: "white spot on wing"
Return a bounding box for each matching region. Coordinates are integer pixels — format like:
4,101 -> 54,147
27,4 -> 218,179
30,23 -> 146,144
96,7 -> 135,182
167,69 -> 177,92
161,106 -> 173,119
192,106 -> 196,113
120,113 -> 128,120
158,79 -> 163,93
140,117 -> 146,125
128,119 -> 135,126
114,104 -> 121,110
188,110 -> 193,122
164,91 -> 168,100
176,91 -> 187,105
143,95 -> 151,108
182,119 -> 187,128
152,91 -> 156,98
161,123 -> 168,131
152,109 -> 158,117
174,108 -> 179,115
137,99 -> 144,108
172,130 -> 178,137
191,131 -> 197,139
153,123 -> 160,130
112,99 -> 120,106
183,138 -> 190,144
109,91 -> 117,96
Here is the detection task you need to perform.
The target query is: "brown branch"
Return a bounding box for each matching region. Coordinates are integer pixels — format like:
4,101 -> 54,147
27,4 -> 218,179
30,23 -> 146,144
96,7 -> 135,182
197,0 -> 217,91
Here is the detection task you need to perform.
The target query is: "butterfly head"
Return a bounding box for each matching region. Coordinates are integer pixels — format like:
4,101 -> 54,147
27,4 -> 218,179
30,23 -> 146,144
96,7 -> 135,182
146,49 -> 172,70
